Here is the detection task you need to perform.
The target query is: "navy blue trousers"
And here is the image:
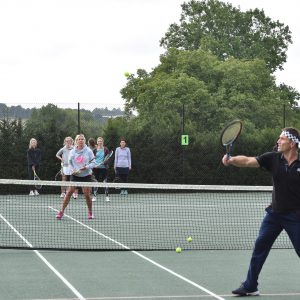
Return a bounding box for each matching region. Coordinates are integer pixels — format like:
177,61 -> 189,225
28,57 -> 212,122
244,206 -> 300,290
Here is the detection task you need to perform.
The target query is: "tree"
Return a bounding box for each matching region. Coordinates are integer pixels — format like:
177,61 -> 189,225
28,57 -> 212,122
160,0 -> 292,72
24,104 -> 78,178
119,48 -> 300,184
0,117 -> 27,178
103,117 -> 129,150
121,48 -> 292,132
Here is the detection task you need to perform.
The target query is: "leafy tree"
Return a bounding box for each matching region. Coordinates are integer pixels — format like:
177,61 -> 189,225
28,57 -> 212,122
120,47 -> 300,184
23,104 -> 79,178
78,109 -> 104,139
160,0 -> 292,72
0,103 -> 32,119
122,48 -> 293,132
103,117 -> 129,150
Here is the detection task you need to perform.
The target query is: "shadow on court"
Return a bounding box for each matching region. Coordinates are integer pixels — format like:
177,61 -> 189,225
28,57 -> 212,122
0,248 -> 299,300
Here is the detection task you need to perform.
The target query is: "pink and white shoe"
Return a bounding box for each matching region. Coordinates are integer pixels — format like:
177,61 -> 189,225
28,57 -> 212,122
56,211 -> 64,219
88,211 -> 94,219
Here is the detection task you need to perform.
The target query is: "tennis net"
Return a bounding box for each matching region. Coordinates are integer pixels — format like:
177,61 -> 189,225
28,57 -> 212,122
0,179 -> 292,251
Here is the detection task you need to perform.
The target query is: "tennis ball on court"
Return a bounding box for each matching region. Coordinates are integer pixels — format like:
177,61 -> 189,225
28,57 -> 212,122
187,236 -> 193,243
176,247 -> 182,253
124,71 -> 130,77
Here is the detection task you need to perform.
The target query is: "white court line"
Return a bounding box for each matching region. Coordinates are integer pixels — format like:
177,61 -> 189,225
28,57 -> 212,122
0,213 -> 86,300
49,207 -> 225,300
31,291 -> 300,300
89,293 -> 300,299
85,293 -> 300,299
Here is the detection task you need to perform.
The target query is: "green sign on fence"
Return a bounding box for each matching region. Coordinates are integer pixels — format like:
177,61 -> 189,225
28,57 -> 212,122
181,135 -> 189,145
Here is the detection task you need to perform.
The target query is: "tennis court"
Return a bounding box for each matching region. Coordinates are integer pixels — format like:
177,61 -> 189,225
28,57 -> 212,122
1,248 -> 300,299
0,182 -> 299,299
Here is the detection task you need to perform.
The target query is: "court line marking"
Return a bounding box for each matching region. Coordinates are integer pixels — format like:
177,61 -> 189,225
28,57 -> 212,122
85,293 -> 300,299
0,213 -> 86,300
49,207 -> 225,300
85,292 -> 300,299
30,291 -> 300,300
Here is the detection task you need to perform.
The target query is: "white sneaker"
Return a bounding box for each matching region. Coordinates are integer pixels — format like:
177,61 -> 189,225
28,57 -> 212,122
60,192 -> 66,198
92,196 -> 97,202
105,196 -> 110,202
124,190 -> 128,195
34,190 -> 39,196
29,191 -> 35,196
72,193 -> 78,199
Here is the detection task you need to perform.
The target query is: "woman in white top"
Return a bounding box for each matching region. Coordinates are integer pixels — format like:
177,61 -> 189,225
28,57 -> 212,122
56,136 -> 78,198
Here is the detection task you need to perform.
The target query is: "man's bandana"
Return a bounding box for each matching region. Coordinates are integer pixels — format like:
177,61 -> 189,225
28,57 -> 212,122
281,130 -> 300,148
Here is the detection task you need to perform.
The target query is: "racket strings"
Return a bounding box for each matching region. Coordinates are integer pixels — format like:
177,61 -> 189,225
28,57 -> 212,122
221,121 -> 242,146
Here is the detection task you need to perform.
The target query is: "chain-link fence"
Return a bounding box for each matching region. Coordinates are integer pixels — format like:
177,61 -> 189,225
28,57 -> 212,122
0,102 -> 296,185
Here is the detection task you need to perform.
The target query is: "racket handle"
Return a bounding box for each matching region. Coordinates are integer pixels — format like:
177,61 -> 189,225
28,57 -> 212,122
226,144 -> 232,161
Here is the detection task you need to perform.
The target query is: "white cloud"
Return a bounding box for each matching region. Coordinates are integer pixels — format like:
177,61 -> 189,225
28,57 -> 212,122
0,0 -> 299,109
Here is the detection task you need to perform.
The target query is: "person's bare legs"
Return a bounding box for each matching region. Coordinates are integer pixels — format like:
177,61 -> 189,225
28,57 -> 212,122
82,187 -> 93,218
56,186 -> 75,219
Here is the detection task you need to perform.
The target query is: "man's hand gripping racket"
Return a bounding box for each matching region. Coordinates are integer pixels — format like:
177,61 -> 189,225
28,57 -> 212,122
220,120 -> 243,162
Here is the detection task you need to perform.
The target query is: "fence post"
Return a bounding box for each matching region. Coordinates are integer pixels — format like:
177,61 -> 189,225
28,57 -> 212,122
182,104 -> 185,183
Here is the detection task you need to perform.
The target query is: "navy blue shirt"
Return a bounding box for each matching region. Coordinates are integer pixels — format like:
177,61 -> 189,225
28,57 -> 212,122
256,152 -> 300,212
27,147 -> 41,167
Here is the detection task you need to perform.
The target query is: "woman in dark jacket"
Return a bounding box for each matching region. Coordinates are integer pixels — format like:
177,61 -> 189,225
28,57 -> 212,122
27,138 -> 41,196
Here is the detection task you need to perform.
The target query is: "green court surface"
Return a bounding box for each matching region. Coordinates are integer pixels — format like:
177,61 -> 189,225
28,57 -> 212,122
0,248 -> 299,300
0,190 -> 299,299
0,191 -> 292,250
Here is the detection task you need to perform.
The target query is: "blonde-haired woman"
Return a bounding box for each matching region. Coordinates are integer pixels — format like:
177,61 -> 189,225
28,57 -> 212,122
56,134 -> 96,220
56,136 -> 78,198
27,138 -> 41,196
92,137 -> 110,202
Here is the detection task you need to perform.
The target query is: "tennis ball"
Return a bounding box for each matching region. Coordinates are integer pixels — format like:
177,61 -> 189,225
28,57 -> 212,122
175,247 -> 182,253
124,71 -> 130,77
187,236 -> 193,243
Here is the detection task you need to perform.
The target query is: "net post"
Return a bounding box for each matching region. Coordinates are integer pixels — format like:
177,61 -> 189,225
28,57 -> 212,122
182,104 -> 185,183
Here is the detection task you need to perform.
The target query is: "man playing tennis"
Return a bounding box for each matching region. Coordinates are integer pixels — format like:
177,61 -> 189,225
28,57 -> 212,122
222,127 -> 300,296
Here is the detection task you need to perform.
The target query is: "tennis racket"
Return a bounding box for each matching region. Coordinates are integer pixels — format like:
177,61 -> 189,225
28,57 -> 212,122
102,150 -> 114,165
220,119 -> 243,160
89,150 -> 114,170
55,163 -> 63,181
33,169 -> 42,189
103,178 -> 109,199
72,158 -> 95,175
72,150 -> 113,175
113,176 -> 121,183
91,151 -> 113,198
113,176 -> 121,190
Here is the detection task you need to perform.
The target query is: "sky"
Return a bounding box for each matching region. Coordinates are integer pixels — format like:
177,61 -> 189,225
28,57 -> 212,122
0,0 -> 299,110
